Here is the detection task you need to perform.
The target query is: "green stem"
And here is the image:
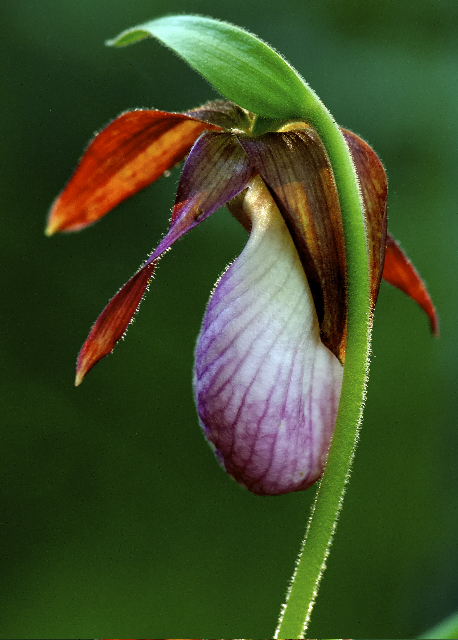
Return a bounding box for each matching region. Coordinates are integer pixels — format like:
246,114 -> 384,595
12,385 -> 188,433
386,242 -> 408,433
275,104 -> 371,638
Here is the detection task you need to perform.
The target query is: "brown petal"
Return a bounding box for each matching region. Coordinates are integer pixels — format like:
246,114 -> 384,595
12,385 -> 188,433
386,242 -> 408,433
237,127 -> 347,361
47,111 -> 220,234
170,132 -> 252,228
342,129 -> 388,309
75,262 -> 155,386
75,132 -> 252,385
140,132 -> 252,261
382,233 -> 439,336
238,127 -> 388,362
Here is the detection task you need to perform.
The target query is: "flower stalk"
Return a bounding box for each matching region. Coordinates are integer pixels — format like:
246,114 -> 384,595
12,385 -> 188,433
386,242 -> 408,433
275,91 -> 371,640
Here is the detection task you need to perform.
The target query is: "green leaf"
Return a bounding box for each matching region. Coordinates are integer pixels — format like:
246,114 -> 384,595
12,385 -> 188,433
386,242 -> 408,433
107,15 -> 317,121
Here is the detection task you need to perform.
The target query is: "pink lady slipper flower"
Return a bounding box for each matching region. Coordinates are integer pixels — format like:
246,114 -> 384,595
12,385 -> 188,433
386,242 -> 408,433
47,17 -> 438,495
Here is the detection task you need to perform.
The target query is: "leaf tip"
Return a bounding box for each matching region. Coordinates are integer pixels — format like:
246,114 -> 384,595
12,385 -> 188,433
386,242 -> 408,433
106,29 -> 150,48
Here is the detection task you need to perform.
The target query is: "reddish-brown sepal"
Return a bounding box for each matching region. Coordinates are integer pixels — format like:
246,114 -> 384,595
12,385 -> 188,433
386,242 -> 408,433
47,111 -> 220,234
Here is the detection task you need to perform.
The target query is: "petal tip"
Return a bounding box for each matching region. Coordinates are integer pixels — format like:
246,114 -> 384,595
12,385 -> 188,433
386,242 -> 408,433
382,234 -> 439,339
46,198 -> 76,235
431,310 -> 440,338
45,201 -> 59,235
74,364 -> 86,386
75,346 -> 99,387
72,262 -> 156,388
45,216 -> 59,236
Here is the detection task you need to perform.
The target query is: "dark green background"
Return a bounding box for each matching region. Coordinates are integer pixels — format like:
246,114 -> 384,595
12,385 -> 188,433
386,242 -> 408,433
2,0 -> 457,637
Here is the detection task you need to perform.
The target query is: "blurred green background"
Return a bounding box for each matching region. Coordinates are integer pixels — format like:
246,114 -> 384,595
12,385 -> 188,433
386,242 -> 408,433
2,0 -> 457,637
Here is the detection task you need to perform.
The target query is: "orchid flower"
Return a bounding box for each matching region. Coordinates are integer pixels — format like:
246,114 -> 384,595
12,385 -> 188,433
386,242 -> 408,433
47,16 -> 437,498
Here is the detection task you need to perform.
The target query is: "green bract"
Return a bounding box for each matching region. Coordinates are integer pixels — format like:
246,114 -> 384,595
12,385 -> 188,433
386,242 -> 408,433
107,14 -> 319,121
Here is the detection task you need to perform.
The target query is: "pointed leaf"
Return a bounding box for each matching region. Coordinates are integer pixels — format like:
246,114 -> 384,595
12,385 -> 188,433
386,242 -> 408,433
107,15 -> 316,121
47,111 -> 219,234
75,263 -> 156,385
237,127 -> 347,361
382,233 -> 439,335
76,131 -> 252,383
342,129 -> 388,307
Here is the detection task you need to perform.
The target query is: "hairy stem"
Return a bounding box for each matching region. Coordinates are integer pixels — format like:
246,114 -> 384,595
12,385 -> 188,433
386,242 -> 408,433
275,103 -> 370,638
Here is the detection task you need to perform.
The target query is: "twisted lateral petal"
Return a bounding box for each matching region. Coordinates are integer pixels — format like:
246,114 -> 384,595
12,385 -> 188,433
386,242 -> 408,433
75,132 -> 252,384
168,131 -> 252,230
75,263 -> 155,385
47,111 -> 219,234
382,233 -> 439,336
193,176 -> 343,495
